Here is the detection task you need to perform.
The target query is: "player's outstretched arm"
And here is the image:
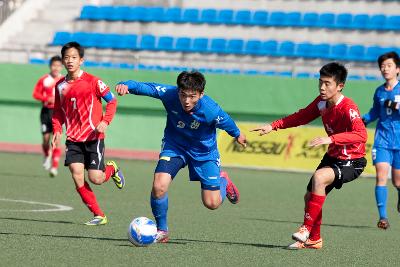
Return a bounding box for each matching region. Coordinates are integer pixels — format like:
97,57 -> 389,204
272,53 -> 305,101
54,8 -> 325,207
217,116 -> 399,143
236,132 -> 247,148
250,124 -> 273,136
115,84 -> 129,96
308,136 -> 332,147
362,92 -> 380,125
115,80 -> 174,99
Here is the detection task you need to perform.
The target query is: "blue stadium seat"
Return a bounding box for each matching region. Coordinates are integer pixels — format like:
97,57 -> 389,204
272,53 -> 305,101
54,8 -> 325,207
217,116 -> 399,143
348,75 -> 362,80
268,11 -> 286,26
366,14 -> 386,30
126,6 -> 146,22
385,16 -> 400,31
351,14 -> 369,30
244,40 -> 262,55
142,7 -> 165,22
260,40 -> 278,56
278,41 -> 295,57
295,42 -> 313,58
140,35 -> 156,50
97,33 -> 120,49
157,36 -> 174,51
317,13 -> 335,28
364,46 -> 383,61
98,6 -> 114,20
52,32 -> 71,46
30,58 -> 47,64
174,37 -> 192,52
251,11 -> 268,26
235,10 -> 252,25
310,43 -> 330,59
79,5 -> 98,20
365,75 -> 380,81
346,45 -> 365,61
84,60 -> 100,67
114,34 -> 138,50
329,44 -> 348,60
163,7 -> 182,23
284,12 -> 301,27
210,38 -> 227,54
263,71 -> 276,76
191,38 -> 209,53
92,33 -> 109,49
301,12 -> 319,27
182,8 -> 200,24
109,6 -> 130,21
200,9 -> 218,24
279,71 -> 293,77
244,70 -> 261,75
72,32 -> 91,47
335,13 -> 352,29
296,72 -> 312,79
217,9 -> 234,24
119,63 -> 135,69
226,39 -> 244,54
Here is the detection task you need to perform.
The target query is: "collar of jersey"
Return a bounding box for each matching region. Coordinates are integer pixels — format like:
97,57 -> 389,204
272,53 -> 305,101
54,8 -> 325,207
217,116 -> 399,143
66,70 -> 84,82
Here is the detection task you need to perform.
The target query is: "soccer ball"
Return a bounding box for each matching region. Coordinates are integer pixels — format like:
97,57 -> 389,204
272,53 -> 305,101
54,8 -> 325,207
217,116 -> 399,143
127,217 -> 158,246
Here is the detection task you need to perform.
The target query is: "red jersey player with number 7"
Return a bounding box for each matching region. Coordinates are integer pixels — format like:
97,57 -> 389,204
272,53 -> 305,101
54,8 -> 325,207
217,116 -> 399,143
52,42 -> 125,226
252,62 -> 367,249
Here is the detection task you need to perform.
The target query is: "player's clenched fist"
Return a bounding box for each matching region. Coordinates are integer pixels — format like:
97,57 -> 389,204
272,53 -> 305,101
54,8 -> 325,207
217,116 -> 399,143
115,84 -> 129,96
250,124 -> 273,136
236,133 -> 247,148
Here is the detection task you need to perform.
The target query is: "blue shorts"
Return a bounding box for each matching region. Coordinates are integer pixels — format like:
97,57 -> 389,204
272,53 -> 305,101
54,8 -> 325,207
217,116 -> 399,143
155,142 -> 221,191
372,147 -> 400,169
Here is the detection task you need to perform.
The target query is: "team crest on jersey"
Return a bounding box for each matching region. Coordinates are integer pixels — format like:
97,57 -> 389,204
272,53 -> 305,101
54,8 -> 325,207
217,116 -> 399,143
349,109 -> 360,121
215,116 -> 223,124
190,120 -> 201,129
98,80 -> 108,93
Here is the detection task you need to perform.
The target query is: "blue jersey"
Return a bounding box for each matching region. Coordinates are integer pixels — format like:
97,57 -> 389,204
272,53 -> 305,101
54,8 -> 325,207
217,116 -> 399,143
120,81 -> 241,160
363,81 -> 400,149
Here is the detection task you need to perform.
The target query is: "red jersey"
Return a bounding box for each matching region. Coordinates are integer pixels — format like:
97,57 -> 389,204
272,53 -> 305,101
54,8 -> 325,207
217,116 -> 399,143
271,95 -> 367,160
52,71 -> 117,142
32,74 -> 63,109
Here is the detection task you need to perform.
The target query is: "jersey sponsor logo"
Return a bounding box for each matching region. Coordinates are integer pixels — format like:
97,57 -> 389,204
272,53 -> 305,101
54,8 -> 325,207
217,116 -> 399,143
349,109 -> 360,121
395,95 -> 400,102
325,123 -> 334,134
208,176 -> 218,180
155,86 -> 166,93
190,120 -> 200,129
177,121 -> 185,128
98,80 -> 108,93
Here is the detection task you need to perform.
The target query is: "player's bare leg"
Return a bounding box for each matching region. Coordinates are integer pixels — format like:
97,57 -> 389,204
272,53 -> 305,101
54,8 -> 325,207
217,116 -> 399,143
152,172 -> 173,243
87,162 -> 125,189
375,163 -> 390,229
69,163 -> 107,225
49,136 -> 61,177
201,190 -> 223,210
42,133 -> 52,170
391,168 -> 400,213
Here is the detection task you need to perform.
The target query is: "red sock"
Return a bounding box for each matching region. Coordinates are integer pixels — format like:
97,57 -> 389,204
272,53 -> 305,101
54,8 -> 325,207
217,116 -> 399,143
42,144 -> 50,157
309,210 -> 322,240
303,193 -> 326,232
52,148 -> 61,168
76,181 -> 104,216
104,165 -> 115,182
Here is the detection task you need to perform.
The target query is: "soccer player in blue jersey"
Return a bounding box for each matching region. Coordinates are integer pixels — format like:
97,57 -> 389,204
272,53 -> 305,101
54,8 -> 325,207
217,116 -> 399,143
362,51 -> 400,229
115,71 -> 247,242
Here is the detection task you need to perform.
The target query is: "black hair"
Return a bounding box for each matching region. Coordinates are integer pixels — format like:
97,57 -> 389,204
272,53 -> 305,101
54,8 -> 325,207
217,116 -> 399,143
319,62 -> 348,85
177,71 -> 206,93
378,51 -> 400,68
49,55 -> 62,66
61,42 -> 84,58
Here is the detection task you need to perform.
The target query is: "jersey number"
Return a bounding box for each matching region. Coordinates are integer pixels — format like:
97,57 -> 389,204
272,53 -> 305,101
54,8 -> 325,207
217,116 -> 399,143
386,108 -> 392,115
71,98 -> 77,110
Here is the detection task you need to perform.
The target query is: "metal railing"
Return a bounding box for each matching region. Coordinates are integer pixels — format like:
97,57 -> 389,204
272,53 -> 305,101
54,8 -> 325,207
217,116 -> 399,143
0,0 -> 26,25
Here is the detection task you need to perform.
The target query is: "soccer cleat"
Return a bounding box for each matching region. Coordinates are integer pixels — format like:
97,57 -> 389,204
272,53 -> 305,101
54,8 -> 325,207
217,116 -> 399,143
287,238 -> 323,250
220,171 -> 240,204
84,215 -> 108,226
155,230 -> 169,243
292,225 -> 310,242
377,218 -> 390,230
49,167 -> 58,177
107,161 -> 125,189
43,156 -> 51,171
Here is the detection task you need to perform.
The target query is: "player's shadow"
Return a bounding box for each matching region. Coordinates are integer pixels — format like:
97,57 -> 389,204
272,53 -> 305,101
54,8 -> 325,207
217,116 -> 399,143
168,238 -> 286,249
0,231 -> 127,242
242,217 -> 374,229
0,217 -> 77,225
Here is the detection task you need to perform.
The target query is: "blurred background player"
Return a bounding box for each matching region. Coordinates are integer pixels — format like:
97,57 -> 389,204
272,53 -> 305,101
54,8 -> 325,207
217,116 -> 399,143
52,42 -> 125,226
32,55 -> 63,177
252,62 -> 367,249
362,51 -> 400,230
115,71 -> 247,242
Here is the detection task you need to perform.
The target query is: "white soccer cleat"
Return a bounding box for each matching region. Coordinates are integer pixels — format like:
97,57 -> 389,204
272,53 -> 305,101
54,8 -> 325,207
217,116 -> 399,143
43,156 -> 51,170
49,167 -> 58,177
292,225 -> 310,243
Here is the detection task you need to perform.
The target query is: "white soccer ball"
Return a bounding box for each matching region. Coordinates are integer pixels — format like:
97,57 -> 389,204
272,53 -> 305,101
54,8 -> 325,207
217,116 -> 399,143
128,217 -> 157,246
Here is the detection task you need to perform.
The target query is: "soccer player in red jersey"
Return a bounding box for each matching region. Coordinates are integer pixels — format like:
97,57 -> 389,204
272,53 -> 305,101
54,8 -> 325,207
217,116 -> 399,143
252,62 -> 367,249
52,42 -> 125,225
32,56 -> 63,177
